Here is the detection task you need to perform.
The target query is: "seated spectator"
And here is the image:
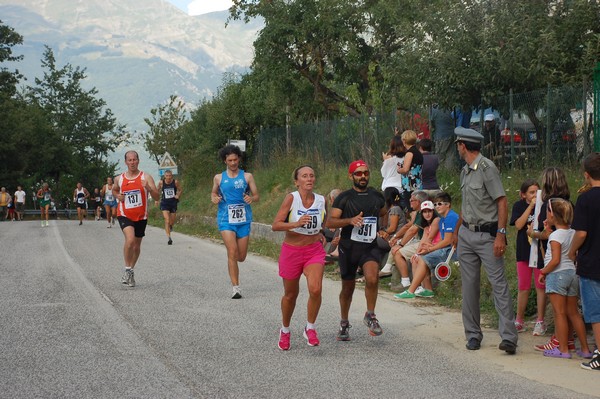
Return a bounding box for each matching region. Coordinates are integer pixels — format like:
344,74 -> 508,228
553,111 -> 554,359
379,187 -> 408,277
390,194 -> 439,289
418,138 -> 440,197
394,192 -> 459,299
324,188 -> 342,261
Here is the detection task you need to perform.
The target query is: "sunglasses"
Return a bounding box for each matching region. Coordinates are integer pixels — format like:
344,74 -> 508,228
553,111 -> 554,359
434,202 -> 449,207
353,171 -> 370,177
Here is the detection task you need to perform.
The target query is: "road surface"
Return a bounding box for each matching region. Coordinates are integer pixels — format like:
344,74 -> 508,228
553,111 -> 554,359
0,220 -> 597,398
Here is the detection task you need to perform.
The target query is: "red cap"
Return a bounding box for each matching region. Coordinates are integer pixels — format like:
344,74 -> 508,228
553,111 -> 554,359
348,160 -> 368,174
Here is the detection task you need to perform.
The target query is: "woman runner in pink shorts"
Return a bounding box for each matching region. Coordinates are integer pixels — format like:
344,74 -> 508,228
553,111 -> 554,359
272,165 -> 327,351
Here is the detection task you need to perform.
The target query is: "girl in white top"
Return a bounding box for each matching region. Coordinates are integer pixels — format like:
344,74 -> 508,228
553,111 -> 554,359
272,165 -> 326,350
380,135 -> 405,196
538,198 -> 592,359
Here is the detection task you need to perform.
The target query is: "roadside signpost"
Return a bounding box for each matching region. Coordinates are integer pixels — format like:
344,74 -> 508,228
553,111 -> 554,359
158,152 -> 178,177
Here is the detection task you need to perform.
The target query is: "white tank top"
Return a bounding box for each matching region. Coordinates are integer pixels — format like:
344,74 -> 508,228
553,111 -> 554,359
289,191 -> 326,235
104,184 -> 114,201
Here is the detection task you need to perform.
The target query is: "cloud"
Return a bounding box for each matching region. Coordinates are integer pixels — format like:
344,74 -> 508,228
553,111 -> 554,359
188,0 -> 234,15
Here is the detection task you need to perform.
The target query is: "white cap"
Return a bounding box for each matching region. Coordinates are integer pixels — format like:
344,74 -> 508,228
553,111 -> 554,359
421,200 -> 434,211
484,113 -> 495,122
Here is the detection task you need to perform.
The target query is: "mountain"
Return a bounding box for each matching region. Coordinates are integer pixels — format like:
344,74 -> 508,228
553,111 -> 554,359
0,0 -> 261,143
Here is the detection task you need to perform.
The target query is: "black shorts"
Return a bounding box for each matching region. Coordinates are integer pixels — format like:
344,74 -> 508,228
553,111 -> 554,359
338,239 -> 385,280
160,201 -> 178,213
117,216 -> 147,238
76,202 -> 86,209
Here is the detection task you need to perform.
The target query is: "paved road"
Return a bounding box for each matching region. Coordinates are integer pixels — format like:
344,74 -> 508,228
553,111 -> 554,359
0,220 -> 597,398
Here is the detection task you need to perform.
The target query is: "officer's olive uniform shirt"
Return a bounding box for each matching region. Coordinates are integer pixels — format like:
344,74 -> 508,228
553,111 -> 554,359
460,153 -> 505,225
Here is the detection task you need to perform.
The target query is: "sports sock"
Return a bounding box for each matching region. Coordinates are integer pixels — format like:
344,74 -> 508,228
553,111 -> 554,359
306,322 -> 315,330
281,326 -> 290,333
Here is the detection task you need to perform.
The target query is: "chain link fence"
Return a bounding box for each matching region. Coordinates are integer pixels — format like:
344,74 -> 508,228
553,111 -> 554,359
254,82 -> 595,170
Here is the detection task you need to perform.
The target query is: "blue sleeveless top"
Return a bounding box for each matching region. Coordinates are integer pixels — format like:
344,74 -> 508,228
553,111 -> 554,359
217,170 -> 252,225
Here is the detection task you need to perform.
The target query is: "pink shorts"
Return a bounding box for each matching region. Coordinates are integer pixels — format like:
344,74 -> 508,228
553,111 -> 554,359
278,241 -> 325,280
516,260 -> 545,290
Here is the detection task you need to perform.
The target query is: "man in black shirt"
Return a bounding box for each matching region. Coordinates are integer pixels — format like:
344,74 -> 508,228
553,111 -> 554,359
326,160 -> 387,340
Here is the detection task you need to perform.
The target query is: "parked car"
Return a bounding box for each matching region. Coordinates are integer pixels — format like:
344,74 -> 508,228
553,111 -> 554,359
500,128 -> 523,144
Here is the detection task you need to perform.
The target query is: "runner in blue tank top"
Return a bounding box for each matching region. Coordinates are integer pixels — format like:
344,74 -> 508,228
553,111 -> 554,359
211,144 -> 260,299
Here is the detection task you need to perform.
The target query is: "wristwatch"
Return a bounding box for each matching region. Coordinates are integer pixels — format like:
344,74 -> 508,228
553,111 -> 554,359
497,228 -> 507,234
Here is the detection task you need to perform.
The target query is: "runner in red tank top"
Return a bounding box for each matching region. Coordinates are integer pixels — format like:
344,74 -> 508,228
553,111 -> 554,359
112,150 -> 159,287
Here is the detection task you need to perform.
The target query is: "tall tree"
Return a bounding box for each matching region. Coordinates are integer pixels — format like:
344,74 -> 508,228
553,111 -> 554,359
143,94 -> 188,165
27,46 -> 127,189
0,20 -> 24,98
230,0 -> 423,116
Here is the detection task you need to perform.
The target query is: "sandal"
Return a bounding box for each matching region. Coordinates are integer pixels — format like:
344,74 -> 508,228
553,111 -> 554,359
543,347 -> 572,359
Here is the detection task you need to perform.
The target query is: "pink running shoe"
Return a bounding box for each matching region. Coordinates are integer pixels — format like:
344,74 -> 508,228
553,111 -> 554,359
303,328 -> 320,347
278,330 -> 291,351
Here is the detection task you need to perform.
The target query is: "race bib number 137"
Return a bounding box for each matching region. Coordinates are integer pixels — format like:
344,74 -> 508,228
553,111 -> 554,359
124,189 -> 143,209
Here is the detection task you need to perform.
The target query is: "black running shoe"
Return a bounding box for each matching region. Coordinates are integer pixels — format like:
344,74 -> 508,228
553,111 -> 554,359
363,312 -> 383,336
337,321 -> 352,341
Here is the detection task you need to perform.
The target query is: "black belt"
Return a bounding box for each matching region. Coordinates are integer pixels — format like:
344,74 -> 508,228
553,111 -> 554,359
462,221 -> 496,233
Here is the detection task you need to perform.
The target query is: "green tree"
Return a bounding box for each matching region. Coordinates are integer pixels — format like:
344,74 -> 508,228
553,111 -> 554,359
143,94 -> 188,165
231,0 -> 423,116
27,46 -> 127,191
410,0 -> 600,109
0,20 -> 24,97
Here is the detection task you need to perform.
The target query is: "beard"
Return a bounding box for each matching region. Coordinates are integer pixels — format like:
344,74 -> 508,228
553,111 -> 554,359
353,178 -> 368,190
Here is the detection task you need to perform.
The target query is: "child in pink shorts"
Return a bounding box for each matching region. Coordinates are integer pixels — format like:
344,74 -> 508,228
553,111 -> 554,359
509,179 -> 546,334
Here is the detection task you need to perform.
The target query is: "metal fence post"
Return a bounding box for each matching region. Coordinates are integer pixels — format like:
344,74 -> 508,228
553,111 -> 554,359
594,62 -> 600,151
509,88 -> 515,168
546,83 -> 552,159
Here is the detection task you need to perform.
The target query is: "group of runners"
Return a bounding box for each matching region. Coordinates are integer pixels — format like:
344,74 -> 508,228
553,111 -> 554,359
20,134 -> 600,369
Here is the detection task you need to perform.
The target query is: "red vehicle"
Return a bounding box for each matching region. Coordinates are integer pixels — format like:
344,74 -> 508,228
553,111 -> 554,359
500,128 -> 522,144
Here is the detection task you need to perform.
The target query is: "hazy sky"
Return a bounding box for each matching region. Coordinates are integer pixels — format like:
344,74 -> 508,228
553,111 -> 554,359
166,0 -> 233,15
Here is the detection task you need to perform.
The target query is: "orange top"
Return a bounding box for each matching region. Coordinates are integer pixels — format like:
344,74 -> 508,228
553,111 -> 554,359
117,171 -> 148,221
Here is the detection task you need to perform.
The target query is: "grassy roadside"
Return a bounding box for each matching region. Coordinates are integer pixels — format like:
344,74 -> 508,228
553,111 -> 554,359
148,157 -> 586,329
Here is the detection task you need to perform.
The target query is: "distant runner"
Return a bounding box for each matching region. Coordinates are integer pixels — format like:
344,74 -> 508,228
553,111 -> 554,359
37,183 -> 52,227
157,170 -> 182,245
101,177 -> 117,228
73,182 -> 90,226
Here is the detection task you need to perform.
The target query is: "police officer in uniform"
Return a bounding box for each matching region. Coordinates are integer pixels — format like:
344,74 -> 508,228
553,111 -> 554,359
454,127 -> 518,354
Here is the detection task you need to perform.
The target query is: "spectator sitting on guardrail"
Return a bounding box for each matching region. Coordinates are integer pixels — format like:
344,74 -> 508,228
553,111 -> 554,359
394,192 -> 458,299
389,192 -> 438,291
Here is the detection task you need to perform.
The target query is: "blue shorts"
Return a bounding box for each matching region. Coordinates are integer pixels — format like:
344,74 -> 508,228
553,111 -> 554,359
421,246 -> 456,271
219,222 -> 251,238
580,276 -> 600,323
104,200 -> 117,208
545,269 -> 579,296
